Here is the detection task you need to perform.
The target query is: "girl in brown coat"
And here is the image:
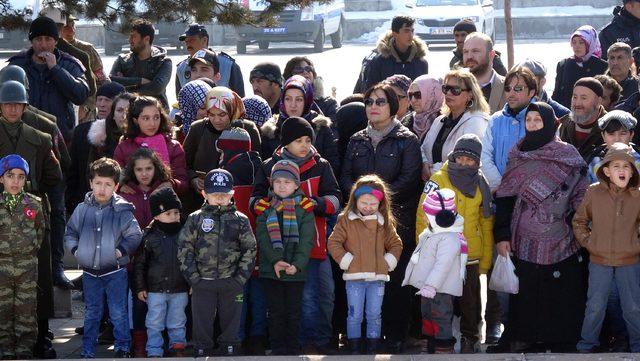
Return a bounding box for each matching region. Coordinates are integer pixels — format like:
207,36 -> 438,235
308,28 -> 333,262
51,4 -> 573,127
328,175 -> 403,354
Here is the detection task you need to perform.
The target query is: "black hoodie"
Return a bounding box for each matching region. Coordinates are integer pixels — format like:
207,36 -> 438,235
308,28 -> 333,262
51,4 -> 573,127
599,6 -> 640,60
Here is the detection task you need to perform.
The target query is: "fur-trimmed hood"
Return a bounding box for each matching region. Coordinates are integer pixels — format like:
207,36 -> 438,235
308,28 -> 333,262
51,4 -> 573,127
376,31 -> 428,63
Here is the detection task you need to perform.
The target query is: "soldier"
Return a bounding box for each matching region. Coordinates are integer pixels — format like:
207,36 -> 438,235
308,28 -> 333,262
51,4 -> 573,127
178,169 -> 256,357
0,81 -> 63,358
0,154 -> 45,360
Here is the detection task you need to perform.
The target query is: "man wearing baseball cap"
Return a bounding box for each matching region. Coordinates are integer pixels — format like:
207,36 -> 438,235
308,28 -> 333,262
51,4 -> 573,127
188,49 -> 221,84
175,23 -> 245,97
599,0 -> 640,60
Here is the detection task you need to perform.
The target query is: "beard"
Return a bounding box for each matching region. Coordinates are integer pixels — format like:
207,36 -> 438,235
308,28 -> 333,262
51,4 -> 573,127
466,56 -> 491,76
571,105 -> 599,125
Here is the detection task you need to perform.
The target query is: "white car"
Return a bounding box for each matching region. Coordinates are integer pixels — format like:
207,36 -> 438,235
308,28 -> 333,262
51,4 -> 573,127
408,0 -> 495,45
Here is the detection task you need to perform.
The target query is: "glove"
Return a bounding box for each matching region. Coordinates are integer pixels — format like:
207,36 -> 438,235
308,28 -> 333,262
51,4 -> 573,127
312,197 -> 327,215
253,198 -> 270,216
416,285 -> 437,299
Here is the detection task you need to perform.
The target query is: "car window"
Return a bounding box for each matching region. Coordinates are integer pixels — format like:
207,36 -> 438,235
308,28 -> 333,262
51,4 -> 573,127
416,0 -> 478,6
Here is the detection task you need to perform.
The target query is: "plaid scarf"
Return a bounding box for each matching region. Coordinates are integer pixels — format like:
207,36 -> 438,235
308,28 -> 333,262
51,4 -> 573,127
3,191 -> 24,214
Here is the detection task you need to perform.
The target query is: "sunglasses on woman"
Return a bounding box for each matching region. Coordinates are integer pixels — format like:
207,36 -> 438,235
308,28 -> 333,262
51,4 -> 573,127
364,98 -> 388,107
408,91 -> 422,100
293,65 -> 314,74
441,84 -> 469,96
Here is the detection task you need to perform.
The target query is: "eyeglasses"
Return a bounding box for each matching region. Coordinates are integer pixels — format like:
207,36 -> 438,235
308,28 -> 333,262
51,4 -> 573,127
442,84 -> 469,96
504,85 -> 527,93
364,98 -> 389,107
292,66 -> 314,74
408,91 -> 422,100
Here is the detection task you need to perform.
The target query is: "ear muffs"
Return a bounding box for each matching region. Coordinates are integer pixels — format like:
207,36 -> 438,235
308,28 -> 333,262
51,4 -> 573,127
434,190 -> 456,228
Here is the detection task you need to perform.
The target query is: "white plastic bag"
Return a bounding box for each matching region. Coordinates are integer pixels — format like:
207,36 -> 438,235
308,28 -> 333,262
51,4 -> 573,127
489,254 -> 519,294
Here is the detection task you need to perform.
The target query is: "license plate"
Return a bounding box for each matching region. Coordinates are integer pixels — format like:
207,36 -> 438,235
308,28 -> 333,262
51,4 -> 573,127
430,27 -> 453,35
263,27 -> 287,34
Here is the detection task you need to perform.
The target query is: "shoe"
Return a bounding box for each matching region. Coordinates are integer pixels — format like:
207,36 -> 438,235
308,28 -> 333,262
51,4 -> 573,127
301,344 -> 318,355
74,326 -> 83,335
434,345 -> 454,354
486,340 -> 511,353
315,342 -> 337,355
53,271 -> 75,290
348,338 -> 361,355
386,340 -> 404,354
213,344 -> 240,356
46,329 -> 54,340
98,324 -> 114,345
610,336 -> 629,352
113,350 -> 131,358
366,338 -> 379,354
460,337 -> 480,354
131,330 -> 147,358
33,339 -> 57,359
249,335 -> 267,356
168,343 -> 186,357
484,323 -> 502,345
1,354 -> 16,360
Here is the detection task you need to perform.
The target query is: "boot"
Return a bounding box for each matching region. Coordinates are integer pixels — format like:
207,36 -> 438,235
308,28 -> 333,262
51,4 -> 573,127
484,323 -> 502,345
168,343 -> 185,357
249,335 -> 267,356
460,337 -> 480,353
434,345 -> 455,354
53,269 -> 75,290
366,338 -> 379,354
131,330 -> 147,358
434,338 -> 455,354
98,322 -> 114,345
348,338 -> 362,355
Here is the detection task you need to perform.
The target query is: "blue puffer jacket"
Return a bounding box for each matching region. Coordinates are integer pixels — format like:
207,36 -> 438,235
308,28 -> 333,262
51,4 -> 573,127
480,102 -> 530,190
540,90 -> 570,118
8,48 -> 89,142
64,192 -> 142,276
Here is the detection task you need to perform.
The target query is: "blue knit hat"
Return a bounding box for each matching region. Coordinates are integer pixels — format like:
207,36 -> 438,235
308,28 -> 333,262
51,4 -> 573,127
242,95 -> 272,127
0,154 -> 29,176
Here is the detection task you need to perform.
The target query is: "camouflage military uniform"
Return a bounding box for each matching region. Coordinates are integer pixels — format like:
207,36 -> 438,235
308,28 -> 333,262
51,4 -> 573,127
0,192 -> 44,358
178,203 -> 256,351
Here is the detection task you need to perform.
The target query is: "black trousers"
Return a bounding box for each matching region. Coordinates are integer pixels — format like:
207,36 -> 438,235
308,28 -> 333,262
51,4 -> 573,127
459,264 -> 481,342
263,279 -> 304,355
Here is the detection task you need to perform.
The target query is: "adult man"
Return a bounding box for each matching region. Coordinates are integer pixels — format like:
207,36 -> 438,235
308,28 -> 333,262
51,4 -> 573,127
595,74 -> 624,111
559,77 -> 607,159
605,42 -> 639,101
517,59 -> 570,117
353,16 -> 429,93
449,19 -> 506,76
250,62 -> 283,115
8,16 -> 89,143
463,32 -> 506,114
0,81 -> 63,359
110,19 -> 172,109
175,23 -> 244,96
599,0 -> 640,60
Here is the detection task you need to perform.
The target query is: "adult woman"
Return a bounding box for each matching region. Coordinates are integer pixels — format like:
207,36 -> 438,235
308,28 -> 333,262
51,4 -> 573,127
177,79 -> 212,136
494,101 -> 589,352
401,75 -> 444,142
552,25 -> 608,108
340,83 -> 422,352
114,95 -> 189,196
261,75 -> 339,173
383,74 -> 411,120
421,69 -> 490,181
283,56 -> 339,122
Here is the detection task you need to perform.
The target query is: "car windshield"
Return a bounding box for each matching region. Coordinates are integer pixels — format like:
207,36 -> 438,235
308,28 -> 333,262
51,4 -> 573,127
416,0 -> 478,6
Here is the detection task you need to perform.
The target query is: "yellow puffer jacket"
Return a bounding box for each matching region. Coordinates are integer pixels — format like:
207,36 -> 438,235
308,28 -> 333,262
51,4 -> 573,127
416,162 -> 494,273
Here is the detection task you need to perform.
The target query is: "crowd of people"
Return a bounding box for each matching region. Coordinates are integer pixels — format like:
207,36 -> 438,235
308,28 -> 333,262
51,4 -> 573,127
1,0 -> 640,358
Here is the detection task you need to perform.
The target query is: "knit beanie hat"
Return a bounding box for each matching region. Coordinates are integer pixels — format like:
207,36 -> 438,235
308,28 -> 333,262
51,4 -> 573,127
271,160 -> 300,185
453,18 -> 477,33
574,77 -> 604,98
250,62 -> 283,87
29,16 -> 59,41
280,116 -> 315,146
422,188 -> 457,228
517,58 -> 547,77
96,82 -> 126,100
149,187 -> 182,217
0,154 -> 29,176
448,134 -> 482,164
242,95 -> 272,127
384,74 -> 411,95
216,127 -> 251,152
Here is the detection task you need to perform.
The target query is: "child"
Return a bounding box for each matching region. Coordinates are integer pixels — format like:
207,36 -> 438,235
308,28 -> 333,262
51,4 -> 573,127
134,187 -> 189,357
64,157 -> 143,358
0,154 -> 44,360
178,168 -> 257,357
574,142 -> 640,353
327,174 -> 403,354
587,110 -> 640,183
403,189 -> 466,354
416,134 -> 493,353
256,160 -> 316,355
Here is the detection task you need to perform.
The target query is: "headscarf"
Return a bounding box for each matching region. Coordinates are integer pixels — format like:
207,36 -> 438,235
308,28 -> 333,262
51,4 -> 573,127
520,102 -> 558,152
242,95 -> 272,127
411,75 -> 444,139
206,86 -> 246,121
178,79 -> 212,135
570,25 -> 601,63
280,75 -> 314,117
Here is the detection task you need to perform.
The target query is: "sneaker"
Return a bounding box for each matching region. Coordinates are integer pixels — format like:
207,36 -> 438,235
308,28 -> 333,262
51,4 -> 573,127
113,350 -> 131,358
460,337 -> 480,354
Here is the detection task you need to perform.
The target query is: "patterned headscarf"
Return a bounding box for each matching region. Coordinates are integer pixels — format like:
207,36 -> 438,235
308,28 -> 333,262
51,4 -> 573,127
571,25 -> 601,63
243,95 -> 272,127
411,75 -> 444,140
206,86 -> 246,121
178,79 -> 212,135
280,75 -> 314,117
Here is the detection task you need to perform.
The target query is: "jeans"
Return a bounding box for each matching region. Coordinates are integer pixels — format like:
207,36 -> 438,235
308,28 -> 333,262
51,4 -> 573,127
82,269 -> 130,357
239,276 -> 267,340
578,262 -> 640,352
345,280 -> 385,339
145,292 -> 188,356
606,281 -> 628,338
300,258 -> 335,346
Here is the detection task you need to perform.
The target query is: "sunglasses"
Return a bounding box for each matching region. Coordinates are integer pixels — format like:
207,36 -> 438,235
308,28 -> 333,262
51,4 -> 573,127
292,65 -> 314,74
504,85 -> 527,93
364,98 -> 389,107
408,91 -> 422,100
442,84 -> 469,96
396,94 -> 408,100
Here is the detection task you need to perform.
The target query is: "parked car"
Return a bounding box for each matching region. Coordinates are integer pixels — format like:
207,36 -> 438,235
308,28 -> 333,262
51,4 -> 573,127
234,0 -> 345,53
408,0 -> 495,45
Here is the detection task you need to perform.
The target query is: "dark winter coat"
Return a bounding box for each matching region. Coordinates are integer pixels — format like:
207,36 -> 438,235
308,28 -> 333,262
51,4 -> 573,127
22,107 -> 70,172
615,72 -> 639,102
551,57 -> 609,108
599,6 -> 640,60
57,38 -> 96,101
8,48 -> 90,141
539,90 -> 571,118
134,223 -> 189,294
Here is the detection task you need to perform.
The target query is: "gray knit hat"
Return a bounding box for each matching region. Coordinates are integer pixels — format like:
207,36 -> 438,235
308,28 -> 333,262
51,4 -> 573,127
598,109 -> 638,131
216,127 -> 251,152
517,58 -> 547,77
448,134 -> 482,164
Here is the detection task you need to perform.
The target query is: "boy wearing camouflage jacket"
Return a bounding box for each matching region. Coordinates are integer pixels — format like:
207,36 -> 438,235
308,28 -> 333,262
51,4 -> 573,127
0,154 -> 45,360
178,169 -> 257,357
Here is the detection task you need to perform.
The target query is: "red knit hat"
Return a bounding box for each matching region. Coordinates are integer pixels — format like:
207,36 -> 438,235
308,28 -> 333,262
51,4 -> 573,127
216,127 -> 251,152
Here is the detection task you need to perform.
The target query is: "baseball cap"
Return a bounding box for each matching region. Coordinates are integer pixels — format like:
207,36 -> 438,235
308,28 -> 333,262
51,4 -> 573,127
598,110 -> 638,131
188,49 -> 219,69
179,23 -> 208,41
204,169 -> 235,195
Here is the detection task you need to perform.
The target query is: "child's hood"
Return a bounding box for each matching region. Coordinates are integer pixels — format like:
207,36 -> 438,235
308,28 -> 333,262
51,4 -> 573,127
596,143 -> 640,188
84,191 -> 136,213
